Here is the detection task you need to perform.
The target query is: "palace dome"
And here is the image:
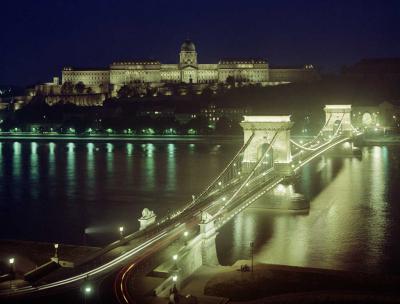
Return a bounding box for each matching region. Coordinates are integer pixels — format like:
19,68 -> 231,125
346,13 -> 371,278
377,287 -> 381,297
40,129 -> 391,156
181,40 -> 196,52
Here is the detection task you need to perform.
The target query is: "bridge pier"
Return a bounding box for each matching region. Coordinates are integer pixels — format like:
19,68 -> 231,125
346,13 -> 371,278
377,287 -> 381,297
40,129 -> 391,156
240,115 -> 294,176
151,213 -> 220,296
199,212 -> 219,266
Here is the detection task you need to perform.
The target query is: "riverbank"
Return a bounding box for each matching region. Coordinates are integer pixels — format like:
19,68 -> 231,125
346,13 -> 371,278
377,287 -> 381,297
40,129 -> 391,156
0,240 -> 99,289
177,260 -> 400,303
0,134 -> 243,144
359,136 -> 400,145
355,134 -> 400,146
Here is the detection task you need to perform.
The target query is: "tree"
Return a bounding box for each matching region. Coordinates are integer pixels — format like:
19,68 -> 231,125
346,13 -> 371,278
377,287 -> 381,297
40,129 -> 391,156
226,76 -> 236,88
185,116 -> 209,134
61,81 -> 74,94
74,81 -> 86,94
202,86 -> 214,99
117,85 -> 131,98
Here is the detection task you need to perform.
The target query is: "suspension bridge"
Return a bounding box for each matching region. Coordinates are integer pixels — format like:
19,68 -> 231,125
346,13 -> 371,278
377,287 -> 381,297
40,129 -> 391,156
1,104 -> 362,303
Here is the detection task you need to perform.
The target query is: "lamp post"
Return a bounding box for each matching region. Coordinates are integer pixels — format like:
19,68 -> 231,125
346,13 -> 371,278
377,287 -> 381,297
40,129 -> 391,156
119,226 -> 124,239
183,231 -> 189,245
9,258 -> 15,289
83,284 -> 92,304
172,254 -> 178,263
54,243 -> 59,260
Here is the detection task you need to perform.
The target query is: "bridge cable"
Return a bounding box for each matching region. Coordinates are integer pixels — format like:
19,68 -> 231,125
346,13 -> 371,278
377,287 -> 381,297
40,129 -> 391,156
214,129 -> 281,217
180,132 -> 256,213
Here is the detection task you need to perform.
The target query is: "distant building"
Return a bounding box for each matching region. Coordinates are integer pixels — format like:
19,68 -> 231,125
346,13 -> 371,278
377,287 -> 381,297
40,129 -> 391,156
353,101 -> 400,130
201,103 -> 251,126
269,64 -> 318,83
35,40 -> 319,106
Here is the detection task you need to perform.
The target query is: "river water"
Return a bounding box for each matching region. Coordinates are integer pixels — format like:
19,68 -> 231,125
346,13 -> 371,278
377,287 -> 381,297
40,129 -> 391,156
0,140 -> 399,274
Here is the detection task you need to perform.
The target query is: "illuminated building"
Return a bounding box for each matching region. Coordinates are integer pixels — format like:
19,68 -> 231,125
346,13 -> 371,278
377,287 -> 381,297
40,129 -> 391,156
36,40 -> 318,105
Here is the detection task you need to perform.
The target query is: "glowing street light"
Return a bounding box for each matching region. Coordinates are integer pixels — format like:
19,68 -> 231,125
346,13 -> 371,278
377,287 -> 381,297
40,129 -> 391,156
54,243 -> 59,259
119,226 -> 124,238
83,284 -> 92,304
9,257 -> 15,289
172,254 -> 178,261
172,275 -> 178,282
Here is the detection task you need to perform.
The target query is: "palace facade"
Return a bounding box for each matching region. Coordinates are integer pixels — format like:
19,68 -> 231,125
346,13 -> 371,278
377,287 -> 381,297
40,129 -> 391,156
37,40 -> 319,105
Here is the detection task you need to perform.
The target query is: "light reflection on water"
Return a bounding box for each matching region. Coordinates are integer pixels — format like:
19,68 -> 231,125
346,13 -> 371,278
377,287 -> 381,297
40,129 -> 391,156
216,146 -> 400,274
30,142 -> 39,199
66,143 -> 76,197
0,141 -> 399,273
0,141 -> 234,246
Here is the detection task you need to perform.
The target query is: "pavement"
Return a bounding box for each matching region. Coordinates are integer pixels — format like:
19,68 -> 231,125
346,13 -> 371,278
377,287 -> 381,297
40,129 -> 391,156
146,262 -> 246,304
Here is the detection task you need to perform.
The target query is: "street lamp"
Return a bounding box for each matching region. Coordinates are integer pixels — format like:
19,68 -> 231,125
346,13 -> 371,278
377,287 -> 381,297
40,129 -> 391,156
183,231 -> 189,245
84,285 -> 92,294
54,243 -> 59,260
9,258 -> 15,289
172,254 -> 178,261
83,284 -> 92,304
119,226 -> 124,238
172,275 -> 178,282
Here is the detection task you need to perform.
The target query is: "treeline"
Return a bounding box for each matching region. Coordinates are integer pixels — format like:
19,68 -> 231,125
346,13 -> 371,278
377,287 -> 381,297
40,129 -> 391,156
1,76 -> 399,136
0,96 -> 241,135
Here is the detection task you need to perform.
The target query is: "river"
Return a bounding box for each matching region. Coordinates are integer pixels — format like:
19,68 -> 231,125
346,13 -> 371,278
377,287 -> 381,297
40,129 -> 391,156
0,140 -> 399,274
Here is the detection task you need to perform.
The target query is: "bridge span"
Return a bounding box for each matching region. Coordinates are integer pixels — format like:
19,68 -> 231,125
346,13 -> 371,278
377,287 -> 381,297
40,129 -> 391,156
1,104 -> 362,303
114,104 -> 362,302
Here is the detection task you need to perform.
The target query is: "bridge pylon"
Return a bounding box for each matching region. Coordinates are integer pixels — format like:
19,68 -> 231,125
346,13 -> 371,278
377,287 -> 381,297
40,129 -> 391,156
240,115 -> 294,176
323,105 -> 353,136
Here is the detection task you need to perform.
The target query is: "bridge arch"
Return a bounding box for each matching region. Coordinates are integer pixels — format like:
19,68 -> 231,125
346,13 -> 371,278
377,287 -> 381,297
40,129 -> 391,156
240,115 -> 293,175
323,105 -> 353,136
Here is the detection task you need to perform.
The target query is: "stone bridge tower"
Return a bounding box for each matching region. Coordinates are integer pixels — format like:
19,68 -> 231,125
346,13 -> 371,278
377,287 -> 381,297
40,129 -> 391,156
323,105 -> 353,136
240,115 -> 294,176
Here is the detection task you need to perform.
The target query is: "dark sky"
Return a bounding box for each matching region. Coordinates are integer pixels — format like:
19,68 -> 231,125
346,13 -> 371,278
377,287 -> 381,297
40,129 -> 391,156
1,0 -> 399,86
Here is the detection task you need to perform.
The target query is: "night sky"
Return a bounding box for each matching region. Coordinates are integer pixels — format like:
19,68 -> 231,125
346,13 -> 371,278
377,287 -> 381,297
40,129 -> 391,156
1,0 -> 399,86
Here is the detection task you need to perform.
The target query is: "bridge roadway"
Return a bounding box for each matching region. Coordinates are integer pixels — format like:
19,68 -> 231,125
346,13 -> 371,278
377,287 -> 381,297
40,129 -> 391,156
0,153 -> 270,301
115,134 -> 353,303
1,134 -> 353,303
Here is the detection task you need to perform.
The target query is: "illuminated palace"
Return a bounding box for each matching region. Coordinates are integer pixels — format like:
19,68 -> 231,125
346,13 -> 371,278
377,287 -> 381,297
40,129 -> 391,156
38,40 -> 319,104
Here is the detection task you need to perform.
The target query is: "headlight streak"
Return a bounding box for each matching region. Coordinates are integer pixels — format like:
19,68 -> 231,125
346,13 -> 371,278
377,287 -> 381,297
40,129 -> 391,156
4,231 -> 168,295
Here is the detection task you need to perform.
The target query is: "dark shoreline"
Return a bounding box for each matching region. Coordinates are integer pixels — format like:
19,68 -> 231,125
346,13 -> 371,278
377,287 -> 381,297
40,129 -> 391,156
0,134 -> 243,144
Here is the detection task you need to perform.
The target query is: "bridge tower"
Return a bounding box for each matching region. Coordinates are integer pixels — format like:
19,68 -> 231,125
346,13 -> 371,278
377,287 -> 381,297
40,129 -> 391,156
240,115 -> 294,176
323,105 -> 353,136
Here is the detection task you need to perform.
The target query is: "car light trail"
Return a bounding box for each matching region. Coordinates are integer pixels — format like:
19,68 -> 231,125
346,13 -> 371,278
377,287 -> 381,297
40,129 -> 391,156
3,231 -> 168,295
